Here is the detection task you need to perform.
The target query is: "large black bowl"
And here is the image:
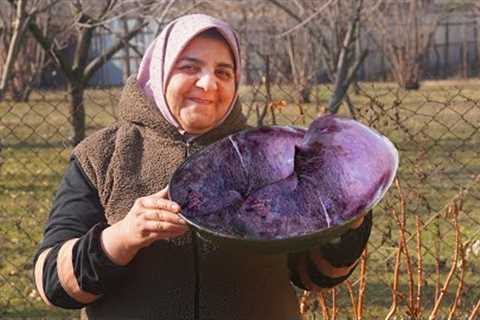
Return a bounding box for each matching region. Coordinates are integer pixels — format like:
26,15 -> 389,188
168,116 -> 397,254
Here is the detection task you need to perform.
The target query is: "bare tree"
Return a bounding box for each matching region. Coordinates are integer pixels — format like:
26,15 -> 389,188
285,27 -> 316,104
0,0 -> 28,101
267,0 -> 369,113
265,0 -> 328,104
0,0 -> 60,101
366,0 -> 446,90
11,0 -> 190,145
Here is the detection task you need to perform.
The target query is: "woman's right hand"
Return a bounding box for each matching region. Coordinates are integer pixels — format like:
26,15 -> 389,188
101,187 -> 188,265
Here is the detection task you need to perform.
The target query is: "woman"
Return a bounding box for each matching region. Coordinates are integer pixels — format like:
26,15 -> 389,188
33,14 -> 372,320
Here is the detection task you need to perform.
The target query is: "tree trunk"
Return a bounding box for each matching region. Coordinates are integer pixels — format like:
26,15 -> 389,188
68,81 -> 86,146
0,0 -> 28,101
298,86 -> 311,104
401,65 -> 420,90
11,82 -> 33,102
121,18 -> 132,81
473,18 -> 479,76
403,79 -> 420,90
443,18 -> 449,78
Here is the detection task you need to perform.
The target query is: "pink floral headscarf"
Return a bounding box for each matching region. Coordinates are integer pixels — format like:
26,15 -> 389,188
136,14 -> 241,135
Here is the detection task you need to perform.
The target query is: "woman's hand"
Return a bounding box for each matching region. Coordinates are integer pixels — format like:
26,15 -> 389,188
101,187 -> 188,266
118,187 -> 188,248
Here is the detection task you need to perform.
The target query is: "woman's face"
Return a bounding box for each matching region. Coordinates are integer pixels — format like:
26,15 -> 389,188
166,35 -> 236,134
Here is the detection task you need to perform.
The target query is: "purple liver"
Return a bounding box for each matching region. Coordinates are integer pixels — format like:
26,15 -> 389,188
170,115 -> 398,239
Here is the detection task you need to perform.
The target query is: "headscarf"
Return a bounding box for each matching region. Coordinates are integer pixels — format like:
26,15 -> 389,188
137,14 -> 241,135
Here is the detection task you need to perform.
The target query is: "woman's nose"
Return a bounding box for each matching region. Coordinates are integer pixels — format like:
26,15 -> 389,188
196,72 -> 218,91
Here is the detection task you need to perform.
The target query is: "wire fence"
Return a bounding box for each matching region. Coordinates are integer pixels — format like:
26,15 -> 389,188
1,18 -> 480,318
1,72 -> 479,319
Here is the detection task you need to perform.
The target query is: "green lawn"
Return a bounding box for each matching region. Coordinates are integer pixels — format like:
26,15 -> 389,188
1,80 -> 479,319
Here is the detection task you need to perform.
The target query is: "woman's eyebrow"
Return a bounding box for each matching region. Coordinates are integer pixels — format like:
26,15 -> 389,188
217,62 -> 234,70
178,57 -> 202,64
178,57 -> 234,70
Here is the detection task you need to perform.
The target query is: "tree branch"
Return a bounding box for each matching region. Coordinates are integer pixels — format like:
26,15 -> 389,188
266,0 -> 330,49
328,0 -> 365,113
0,0 -> 29,99
26,17 -> 73,79
29,0 -> 65,16
96,0 -> 118,22
84,19 -> 148,81
72,13 -> 95,75
275,0 -> 337,37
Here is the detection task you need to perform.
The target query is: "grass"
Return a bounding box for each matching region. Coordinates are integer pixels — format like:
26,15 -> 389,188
1,79 -> 479,319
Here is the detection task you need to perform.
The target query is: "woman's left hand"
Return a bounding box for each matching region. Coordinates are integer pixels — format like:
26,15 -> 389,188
100,186 -> 189,266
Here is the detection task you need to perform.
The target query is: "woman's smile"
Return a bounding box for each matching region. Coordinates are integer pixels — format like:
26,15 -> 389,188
186,96 -> 216,105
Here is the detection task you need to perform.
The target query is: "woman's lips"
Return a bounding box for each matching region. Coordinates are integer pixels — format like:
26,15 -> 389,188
188,97 -> 215,104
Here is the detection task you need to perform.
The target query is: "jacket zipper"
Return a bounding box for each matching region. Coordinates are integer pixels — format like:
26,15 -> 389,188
184,140 -> 191,159
184,139 -> 200,320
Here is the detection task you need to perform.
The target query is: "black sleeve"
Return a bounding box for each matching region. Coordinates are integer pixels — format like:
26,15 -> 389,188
288,211 -> 372,290
318,211 -> 372,268
33,156 -> 128,309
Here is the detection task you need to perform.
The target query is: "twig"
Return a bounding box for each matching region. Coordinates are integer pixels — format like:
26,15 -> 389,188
392,179 -> 416,317
447,250 -> 465,320
428,203 -> 462,320
345,281 -> 358,320
385,238 -> 402,320
434,215 -> 441,302
415,215 -> 424,316
330,287 -> 337,320
468,298 -> 480,320
357,248 -> 368,320
318,291 -> 330,320
299,290 -> 310,315
447,203 -> 465,320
